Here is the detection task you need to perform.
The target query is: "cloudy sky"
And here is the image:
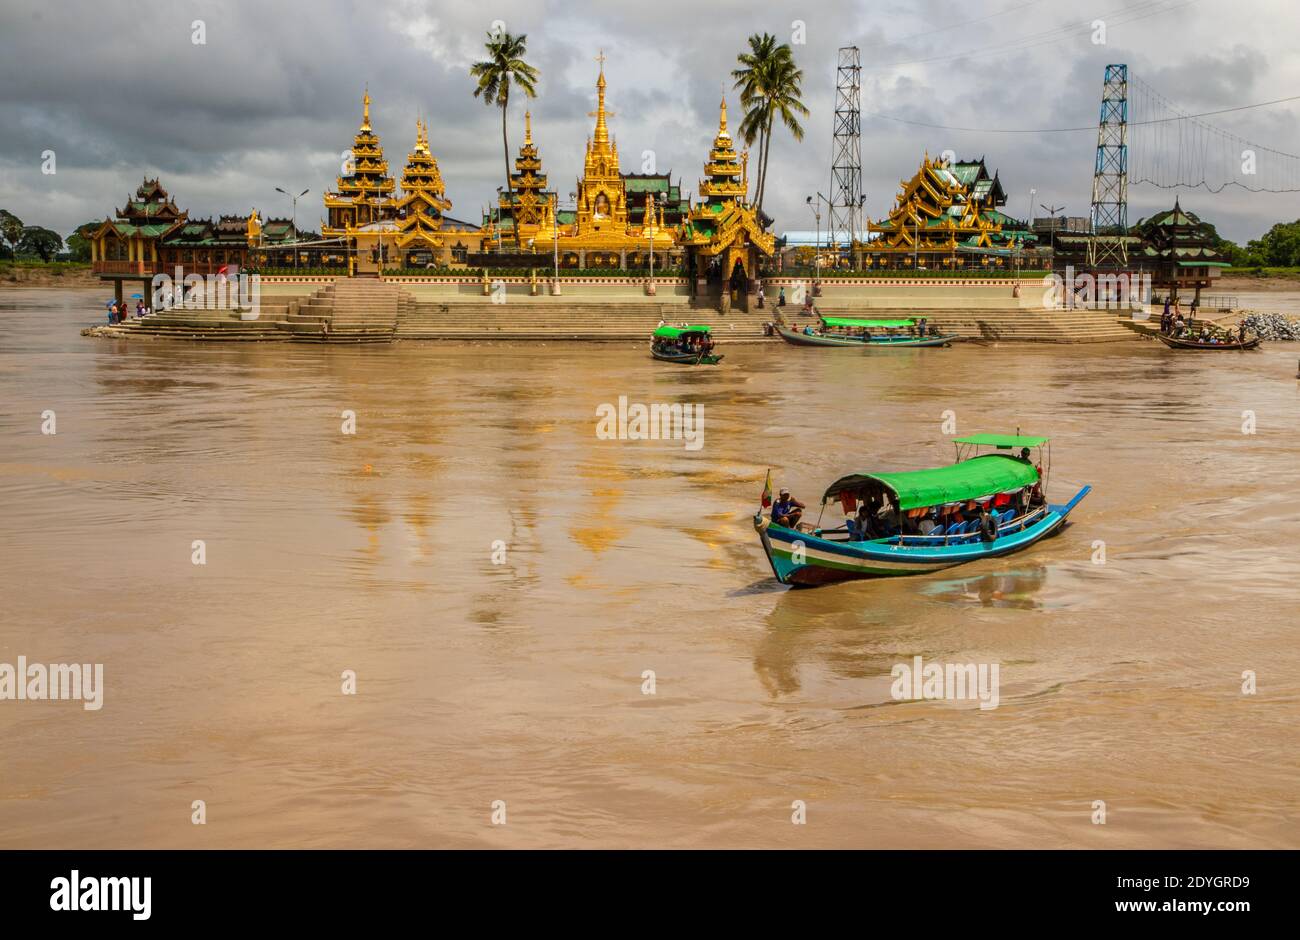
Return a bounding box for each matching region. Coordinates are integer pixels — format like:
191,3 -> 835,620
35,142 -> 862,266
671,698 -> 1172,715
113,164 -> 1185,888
1,0 -> 1297,244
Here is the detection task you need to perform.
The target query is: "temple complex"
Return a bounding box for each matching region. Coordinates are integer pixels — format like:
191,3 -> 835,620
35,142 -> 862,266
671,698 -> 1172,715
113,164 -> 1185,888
864,155 -> 1034,270
681,95 -> 774,309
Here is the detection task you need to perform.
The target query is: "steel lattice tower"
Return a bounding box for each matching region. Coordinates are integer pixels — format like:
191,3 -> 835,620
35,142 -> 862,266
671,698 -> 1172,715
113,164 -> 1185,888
828,46 -> 863,252
1088,64 -> 1129,267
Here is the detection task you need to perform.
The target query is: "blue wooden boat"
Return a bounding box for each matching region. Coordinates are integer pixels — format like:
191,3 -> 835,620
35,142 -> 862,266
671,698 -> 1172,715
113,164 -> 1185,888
754,434 -> 1090,586
775,316 -> 956,348
651,324 -> 723,364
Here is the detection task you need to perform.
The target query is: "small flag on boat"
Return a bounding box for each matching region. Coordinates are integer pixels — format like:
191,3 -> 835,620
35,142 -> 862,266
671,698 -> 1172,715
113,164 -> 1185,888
761,469 -> 773,508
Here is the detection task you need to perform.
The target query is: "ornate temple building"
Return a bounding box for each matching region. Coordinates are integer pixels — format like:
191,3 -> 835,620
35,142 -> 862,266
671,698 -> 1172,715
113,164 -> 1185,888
89,178 -> 301,302
494,111 -> 553,247
322,92 -> 395,235
1052,197 -> 1230,300
511,57 -> 680,269
322,93 -> 485,272
681,96 -> 774,308
865,155 -> 1034,269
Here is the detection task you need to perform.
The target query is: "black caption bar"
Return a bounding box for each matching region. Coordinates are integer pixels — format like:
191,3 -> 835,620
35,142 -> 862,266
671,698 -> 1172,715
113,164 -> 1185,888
0,850 -> 1281,926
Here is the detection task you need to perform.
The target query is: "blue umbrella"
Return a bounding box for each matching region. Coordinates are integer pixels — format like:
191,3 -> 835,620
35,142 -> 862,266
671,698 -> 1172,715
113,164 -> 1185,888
104,299 -> 116,307
130,293 -> 143,299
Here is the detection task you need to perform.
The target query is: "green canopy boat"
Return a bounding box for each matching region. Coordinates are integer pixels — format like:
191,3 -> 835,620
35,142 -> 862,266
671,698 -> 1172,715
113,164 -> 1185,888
774,314 -> 957,348
650,325 -> 723,365
754,432 -> 1089,585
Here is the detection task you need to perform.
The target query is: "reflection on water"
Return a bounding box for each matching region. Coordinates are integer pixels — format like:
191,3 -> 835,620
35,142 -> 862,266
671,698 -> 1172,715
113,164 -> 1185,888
1,288 -> 1299,849
922,567 -> 1050,610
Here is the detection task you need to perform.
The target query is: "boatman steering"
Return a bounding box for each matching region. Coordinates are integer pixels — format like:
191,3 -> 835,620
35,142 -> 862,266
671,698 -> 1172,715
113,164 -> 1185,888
772,489 -> 805,528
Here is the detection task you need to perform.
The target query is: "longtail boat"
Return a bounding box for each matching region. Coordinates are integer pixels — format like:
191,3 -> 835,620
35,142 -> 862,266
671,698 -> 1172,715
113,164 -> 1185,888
754,434 -> 1089,586
1156,332 -> 1260,351
651,325 -> 723,364
774,316 -> 957,348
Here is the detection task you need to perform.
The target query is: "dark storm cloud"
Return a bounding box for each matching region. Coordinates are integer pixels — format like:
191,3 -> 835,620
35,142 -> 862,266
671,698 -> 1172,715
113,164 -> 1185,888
0,0 -> 1296,242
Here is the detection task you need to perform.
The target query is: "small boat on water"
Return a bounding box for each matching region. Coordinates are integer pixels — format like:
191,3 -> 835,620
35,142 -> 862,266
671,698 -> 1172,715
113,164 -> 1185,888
754,433 -> 1089,586
651,325 -> 723,365
774,315 -> 957,348
1156,332 -> 1260,351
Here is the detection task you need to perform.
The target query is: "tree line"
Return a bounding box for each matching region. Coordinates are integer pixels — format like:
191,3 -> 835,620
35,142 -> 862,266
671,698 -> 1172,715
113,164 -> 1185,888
0,211 -> 98,262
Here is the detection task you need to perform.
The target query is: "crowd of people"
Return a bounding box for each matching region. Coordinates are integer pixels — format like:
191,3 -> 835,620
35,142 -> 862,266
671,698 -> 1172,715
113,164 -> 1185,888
1158,296 -> 1249,345
105,299 -> 150,324
771,448 -> 1045,546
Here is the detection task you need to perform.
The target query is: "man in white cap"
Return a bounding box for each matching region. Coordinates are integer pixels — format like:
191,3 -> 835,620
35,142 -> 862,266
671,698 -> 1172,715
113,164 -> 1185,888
771,488 -> 805,528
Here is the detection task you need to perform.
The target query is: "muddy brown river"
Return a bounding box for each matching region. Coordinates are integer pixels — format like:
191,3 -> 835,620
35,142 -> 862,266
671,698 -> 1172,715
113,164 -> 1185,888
2,288 -> 1298,848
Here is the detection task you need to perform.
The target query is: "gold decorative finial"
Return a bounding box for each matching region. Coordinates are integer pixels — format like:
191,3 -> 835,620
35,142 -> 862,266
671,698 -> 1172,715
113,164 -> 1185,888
719,95 -> 728,135
362,88 -> 372,131
589,53 -> 614,147
524,110 -> 532,145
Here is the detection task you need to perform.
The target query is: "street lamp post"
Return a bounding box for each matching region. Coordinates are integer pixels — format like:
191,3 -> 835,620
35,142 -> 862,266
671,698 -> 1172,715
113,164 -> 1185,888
805,194 -> 826,296
1041,202 -> 1065,305
275,187 -> 309,270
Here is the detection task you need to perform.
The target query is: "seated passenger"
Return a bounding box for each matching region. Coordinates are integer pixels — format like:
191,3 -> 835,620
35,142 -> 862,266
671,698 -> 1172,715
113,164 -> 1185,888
851,503 -> 875,540
771,489 -> 805,528
978,505 -> 999,542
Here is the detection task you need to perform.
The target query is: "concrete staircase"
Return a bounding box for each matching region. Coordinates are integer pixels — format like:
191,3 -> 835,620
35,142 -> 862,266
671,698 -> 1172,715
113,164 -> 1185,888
394,301 -> 772,340
110,304 -> 291,341
290,279 -> 407,343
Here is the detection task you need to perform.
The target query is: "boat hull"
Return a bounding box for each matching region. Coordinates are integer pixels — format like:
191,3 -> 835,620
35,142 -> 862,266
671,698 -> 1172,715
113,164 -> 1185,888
773,324 -> 955,348
1156,333 -> 1260,350
754,486 -> 1091,586
650,348 -> 723,364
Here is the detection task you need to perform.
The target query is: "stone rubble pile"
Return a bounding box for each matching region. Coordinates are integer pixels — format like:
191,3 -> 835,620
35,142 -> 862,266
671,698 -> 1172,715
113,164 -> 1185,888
1240,312 -> 1300,341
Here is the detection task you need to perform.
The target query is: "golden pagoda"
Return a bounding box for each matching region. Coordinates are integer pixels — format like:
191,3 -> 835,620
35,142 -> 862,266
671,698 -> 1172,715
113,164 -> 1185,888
866,153 -> 1027,269
534,53 -> 676,268
323,91 -> 395,237
391,119 -> 453,263
682,95 -> 774,307
496,111 -> 550,247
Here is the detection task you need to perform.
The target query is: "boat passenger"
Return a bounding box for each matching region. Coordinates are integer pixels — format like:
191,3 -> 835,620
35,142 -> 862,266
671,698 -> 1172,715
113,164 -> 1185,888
918,510 -> 939,536
978,505 -> 999,542
771,489 -> 805,528
1238,322 -> 1248,343
849,503 -> 875,540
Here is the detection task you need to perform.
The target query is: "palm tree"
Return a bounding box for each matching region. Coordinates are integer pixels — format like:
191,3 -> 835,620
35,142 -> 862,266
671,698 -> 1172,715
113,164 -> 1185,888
732,35 -> 809,218
732,33 -> 777,204
470,31 -> 539,207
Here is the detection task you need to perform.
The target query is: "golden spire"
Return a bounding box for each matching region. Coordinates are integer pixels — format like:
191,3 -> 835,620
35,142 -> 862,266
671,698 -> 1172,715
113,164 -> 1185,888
524,110 -> 532,146
589,50 -> 613,148
718,95 -> 729,137
362,89 -> 372,132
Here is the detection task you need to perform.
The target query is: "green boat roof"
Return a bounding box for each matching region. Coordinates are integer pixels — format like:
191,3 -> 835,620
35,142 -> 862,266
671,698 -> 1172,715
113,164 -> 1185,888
653,325 -> 712,338
822,453 -> 1039,510
821,317 -> 915,328
953,433 -> 1049,448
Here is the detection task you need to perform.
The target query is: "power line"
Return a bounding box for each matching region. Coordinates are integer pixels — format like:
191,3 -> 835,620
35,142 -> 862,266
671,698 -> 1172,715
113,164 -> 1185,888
863,93 -> 1300,135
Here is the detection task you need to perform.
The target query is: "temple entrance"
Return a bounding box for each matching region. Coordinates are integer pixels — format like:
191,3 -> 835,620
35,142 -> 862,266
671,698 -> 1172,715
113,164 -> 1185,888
729,258 -> 748,312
